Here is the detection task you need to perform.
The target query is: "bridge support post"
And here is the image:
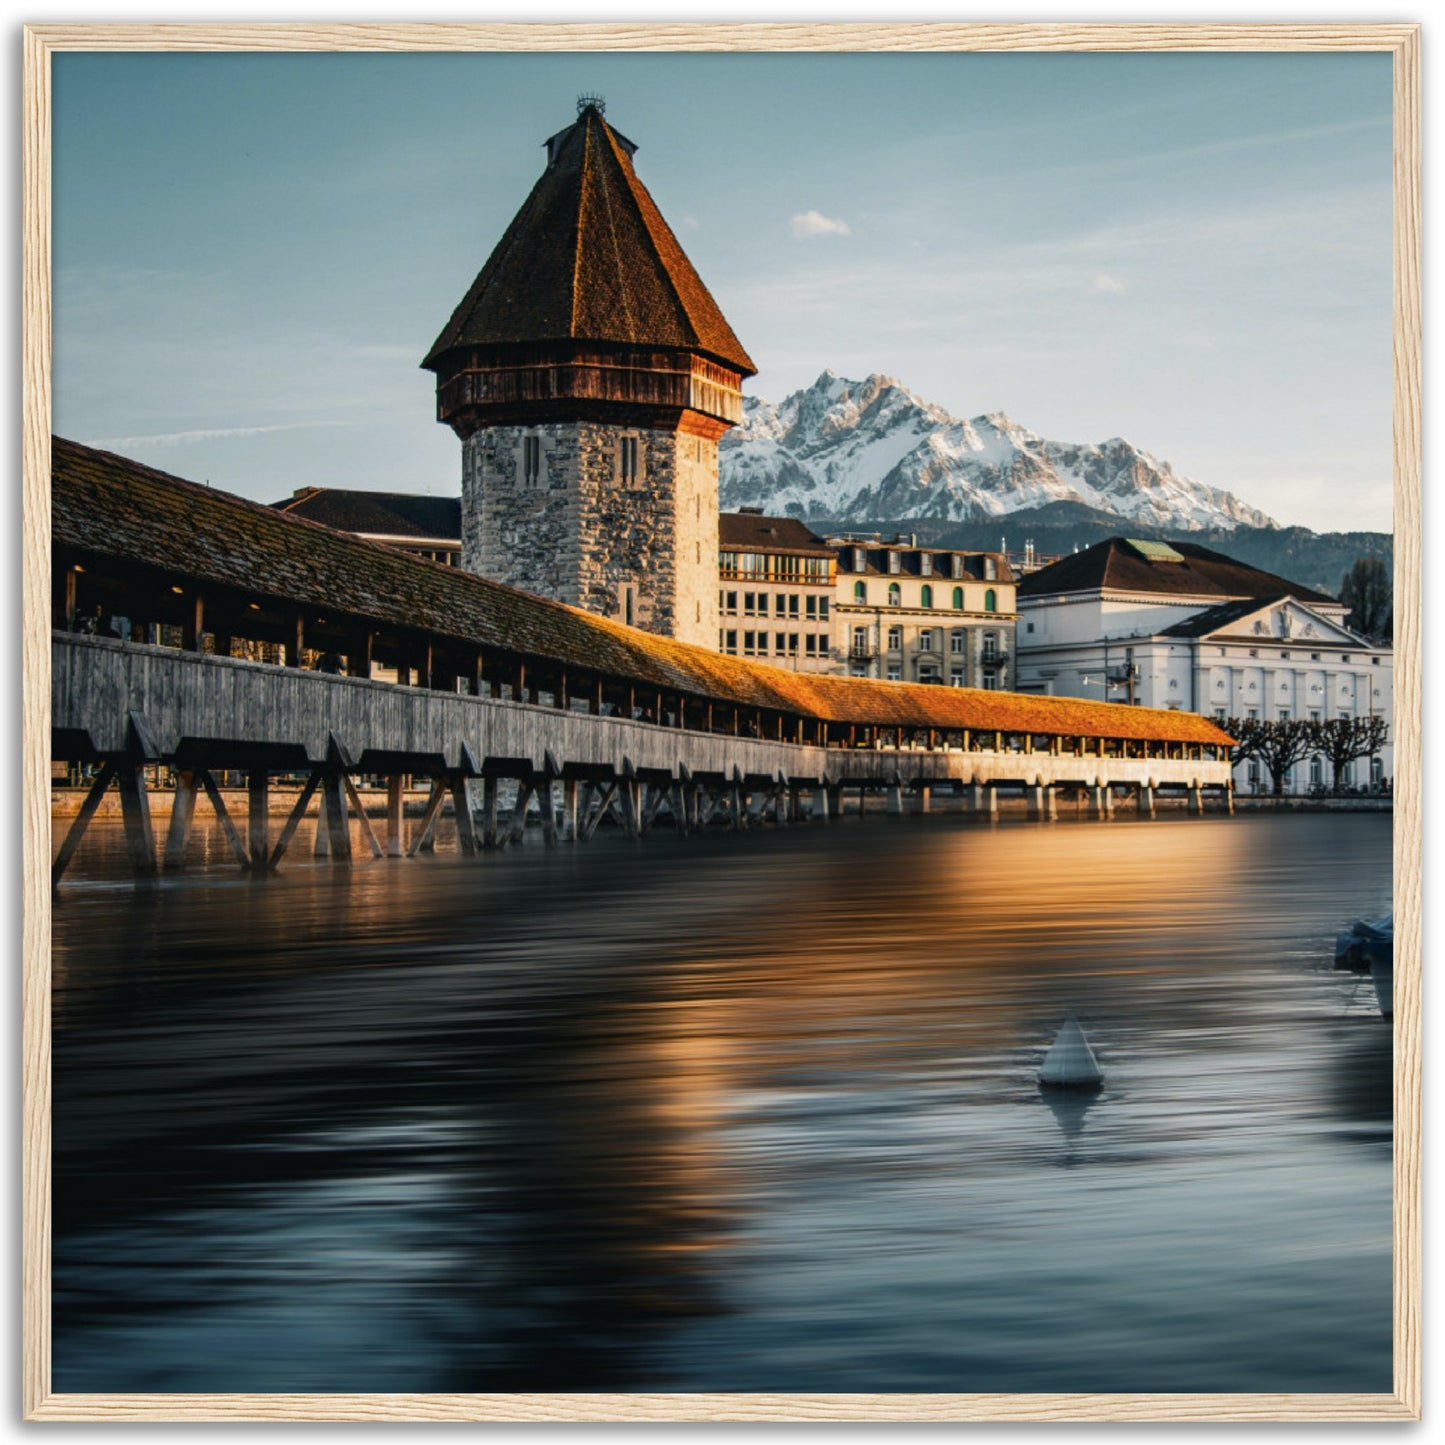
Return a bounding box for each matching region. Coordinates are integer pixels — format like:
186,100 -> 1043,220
116,762 -> 158,881
164,768 -> 200,870
1138,784 -> 1156,818
886,779 -> 904,815
449,773 -> 479,854
811,785 -> 830,823
247,769 -> 271,871
539,777 -> 559,846
1026,784 -> 1044,821
314,788 -> 331,857
482,776 -> 501,848
386,776 -> 405,856
1044,785 -> 1058,820
320,770 -> 352,863
1189,785 -> 1205,816
984,785 -> 999,818
1224,784 -> 1235,815
563,778 -> 579,841
1088,785 -> 1107,819
917,784 -> 931,815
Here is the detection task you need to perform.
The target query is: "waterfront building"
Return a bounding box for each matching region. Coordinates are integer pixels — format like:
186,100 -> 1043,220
422,97 -> 755,650
273,489 -> 462,566
1013,536 -> 1393,792
830,535 -> 1017,688
717,510 -> 836,671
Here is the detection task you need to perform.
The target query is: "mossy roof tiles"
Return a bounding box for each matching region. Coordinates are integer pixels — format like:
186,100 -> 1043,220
52,437 -> 1230,748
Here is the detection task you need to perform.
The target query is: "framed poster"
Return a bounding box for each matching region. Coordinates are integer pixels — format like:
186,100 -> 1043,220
21,21 -> 1420,1424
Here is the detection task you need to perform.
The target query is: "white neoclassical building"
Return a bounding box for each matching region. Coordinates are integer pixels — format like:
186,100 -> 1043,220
1014,537 -> 1393,794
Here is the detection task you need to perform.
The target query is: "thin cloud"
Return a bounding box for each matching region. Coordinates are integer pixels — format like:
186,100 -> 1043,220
790,210 -> 851,239
86,422 -> 345,449
1093,274 -> 1127,294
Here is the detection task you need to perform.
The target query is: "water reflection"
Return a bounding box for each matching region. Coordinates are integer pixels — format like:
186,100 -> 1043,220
52,813 -> 1393,1393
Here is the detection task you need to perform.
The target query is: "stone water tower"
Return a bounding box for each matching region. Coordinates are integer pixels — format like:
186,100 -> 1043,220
423,98 -> 755,648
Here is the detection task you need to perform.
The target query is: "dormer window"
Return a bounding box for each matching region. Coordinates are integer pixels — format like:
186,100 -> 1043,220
951,555 -> 964,579
854,547 -> 866,572
920,553 -> 933,576
888,552 -> 901,575
984,557 -> 997,581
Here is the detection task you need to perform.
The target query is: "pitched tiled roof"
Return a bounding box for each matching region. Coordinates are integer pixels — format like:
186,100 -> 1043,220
423,105 -> 755,376
719,513 -> 833,555
52,438 -> 1230,748
1017,537 -> 1335,604
273,489 -> 461,542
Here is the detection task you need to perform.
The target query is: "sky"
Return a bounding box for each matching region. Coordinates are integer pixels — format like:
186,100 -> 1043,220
50,49 -> 1395,533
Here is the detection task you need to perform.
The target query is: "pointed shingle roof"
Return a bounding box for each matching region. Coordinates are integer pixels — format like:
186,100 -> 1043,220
423,105 -> 755,376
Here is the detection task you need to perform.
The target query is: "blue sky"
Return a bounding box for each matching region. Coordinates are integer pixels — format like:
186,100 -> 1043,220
51,49 -> 1395,532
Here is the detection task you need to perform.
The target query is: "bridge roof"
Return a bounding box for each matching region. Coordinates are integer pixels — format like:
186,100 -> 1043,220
52,438 -> 1231,748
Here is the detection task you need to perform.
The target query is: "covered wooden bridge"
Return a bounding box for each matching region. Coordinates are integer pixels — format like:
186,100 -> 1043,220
50,439 -> 1236,883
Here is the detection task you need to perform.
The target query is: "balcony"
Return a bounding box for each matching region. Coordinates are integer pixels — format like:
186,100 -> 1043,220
849,640 -> 879,661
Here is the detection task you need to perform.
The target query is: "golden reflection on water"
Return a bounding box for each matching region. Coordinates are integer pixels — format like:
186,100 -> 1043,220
52,812 -> 1393,1393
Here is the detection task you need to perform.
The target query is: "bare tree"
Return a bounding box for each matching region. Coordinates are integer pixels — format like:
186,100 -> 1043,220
1311,715 -> 1389,792
1254,719 -> 1318,797
1339,557 -> 1392,644
1223,716 -> 1268,771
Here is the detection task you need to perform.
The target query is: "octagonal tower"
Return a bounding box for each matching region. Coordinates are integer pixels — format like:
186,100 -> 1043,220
422,98 -> 756,648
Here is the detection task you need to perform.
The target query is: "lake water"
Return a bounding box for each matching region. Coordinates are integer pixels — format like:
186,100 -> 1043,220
51,810 -> 1394,1394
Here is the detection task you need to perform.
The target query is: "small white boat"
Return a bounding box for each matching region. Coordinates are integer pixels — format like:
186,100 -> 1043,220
1038,1015 -> 1104,1091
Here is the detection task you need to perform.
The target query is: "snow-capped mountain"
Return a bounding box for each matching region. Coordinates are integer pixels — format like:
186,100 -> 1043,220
719,370 -> 1275,532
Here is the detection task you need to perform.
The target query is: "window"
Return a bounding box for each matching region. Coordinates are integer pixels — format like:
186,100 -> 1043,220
623,585 -> 636,627
619,435 -> 640,485
1372,656 -> 1381,665
853,625 -> 869,652
984,557 -> 997,581
887,625 -> 902,651
853,547 -> 867,572
789,632 -> 799,655
742,631 -> 762,656
806,595 -> 818,619
950,669 -> 965,687
523,434 -> 542,486
920,553 -> 933,576
982,632 -> 999,663
1280,651 -> 1290,659
819,597 -> 829,620
1278,709 -> 1290,722
952,586 -> 964,610
1312,652 -> 1322,661
888,583 -> 901,607
950,629 -> 965,654
853,580 -> 866,603
887,663 -> 902,681
920,584 -> 933,609
787,594 -> 800,618
1342,654 -> 1351,663
888,552 -> 901,574
723,630 -> 737,653
951,555 -> 965,580
981,672 -> 1000,691
983,589 -> 997,613
919,630 -> 934,652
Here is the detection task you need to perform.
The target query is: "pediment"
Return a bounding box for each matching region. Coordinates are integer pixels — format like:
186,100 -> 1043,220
1211,598 -> 1364,648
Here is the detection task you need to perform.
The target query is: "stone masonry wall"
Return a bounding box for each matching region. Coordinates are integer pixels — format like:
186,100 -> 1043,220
461,421 -> 720,649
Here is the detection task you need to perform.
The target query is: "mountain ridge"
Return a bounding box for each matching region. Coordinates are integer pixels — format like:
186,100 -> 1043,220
719,369 -> 1276,534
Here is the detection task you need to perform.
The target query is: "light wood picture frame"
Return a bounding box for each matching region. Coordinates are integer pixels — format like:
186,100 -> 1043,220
21,21 -> 1421,1424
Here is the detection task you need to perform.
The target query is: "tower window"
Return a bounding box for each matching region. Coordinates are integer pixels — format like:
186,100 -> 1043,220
522,434 -> 542,487
620,435 -> 640,485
